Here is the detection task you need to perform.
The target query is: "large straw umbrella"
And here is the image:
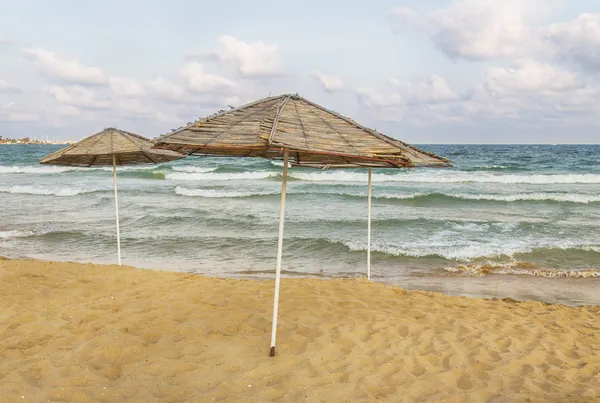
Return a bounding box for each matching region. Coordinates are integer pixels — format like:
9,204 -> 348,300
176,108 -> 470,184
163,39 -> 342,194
154,93 -> 450,356
40,127 -> 185,265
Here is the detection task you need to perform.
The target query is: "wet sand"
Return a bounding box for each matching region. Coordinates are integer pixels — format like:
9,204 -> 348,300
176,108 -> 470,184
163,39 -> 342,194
0,258 -> 599,402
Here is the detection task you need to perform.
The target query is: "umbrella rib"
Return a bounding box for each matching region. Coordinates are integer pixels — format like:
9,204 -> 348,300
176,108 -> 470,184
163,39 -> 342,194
267,95 -> 292,145
202,99 -> 282,148
88,155 -> 97,167
121,131 -> 145,152
85,130 -> 110,156
292,101 -> 310,150
303,106 -> 363,156
142,151 -> 157,164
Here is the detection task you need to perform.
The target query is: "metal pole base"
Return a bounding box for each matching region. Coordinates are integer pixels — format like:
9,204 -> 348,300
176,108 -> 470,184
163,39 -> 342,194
269,346 -> 276,357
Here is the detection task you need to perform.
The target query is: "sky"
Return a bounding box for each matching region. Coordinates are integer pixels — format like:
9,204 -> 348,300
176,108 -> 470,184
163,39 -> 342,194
1,0 -> 600,144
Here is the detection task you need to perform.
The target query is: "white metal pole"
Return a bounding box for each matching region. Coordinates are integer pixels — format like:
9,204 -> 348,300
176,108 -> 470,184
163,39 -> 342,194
112,155 -> 122,266
367,168 -> 372,280
270,149 -> 289,357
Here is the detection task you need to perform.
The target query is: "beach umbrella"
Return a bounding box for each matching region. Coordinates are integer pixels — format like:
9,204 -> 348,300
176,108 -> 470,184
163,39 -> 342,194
39,127 -> 185,266
153,93 -> 450,356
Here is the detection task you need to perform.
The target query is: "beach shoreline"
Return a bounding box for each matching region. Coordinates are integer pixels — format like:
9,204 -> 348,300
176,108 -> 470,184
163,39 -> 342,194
1,258 -> 598,402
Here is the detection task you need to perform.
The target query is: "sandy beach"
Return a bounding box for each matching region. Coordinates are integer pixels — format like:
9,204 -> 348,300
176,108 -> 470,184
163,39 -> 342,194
0,258 -> 598,402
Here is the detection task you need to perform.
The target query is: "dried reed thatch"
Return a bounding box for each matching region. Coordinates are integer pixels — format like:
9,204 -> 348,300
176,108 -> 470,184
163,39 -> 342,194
154,93 -> 450,168
40,127 -> 185,167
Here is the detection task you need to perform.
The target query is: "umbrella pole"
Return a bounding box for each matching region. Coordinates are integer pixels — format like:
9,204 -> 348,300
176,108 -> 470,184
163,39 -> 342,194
367,168 -> 372,280
270,148 -> 289,357
112,155 -> 122,266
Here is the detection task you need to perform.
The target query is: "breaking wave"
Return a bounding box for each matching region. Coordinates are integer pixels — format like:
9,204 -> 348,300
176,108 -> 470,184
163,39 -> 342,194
288,171 -> 600,184
0,185 -> 103,196
165,171 -> 278,181
175,187 -> 277,198
170,166 -> 218,173
171,186 -> 600,204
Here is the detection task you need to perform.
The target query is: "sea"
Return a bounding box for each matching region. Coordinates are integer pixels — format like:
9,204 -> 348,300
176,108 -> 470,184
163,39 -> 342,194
1,144 -> 599,306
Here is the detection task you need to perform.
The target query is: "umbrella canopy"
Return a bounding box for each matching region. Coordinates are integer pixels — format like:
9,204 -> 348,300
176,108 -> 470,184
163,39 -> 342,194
153,93 -> 449,168
40,127 -> 185,167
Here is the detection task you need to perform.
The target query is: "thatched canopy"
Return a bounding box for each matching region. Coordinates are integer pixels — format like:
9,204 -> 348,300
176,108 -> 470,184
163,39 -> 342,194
153,94 -> 450,168
40,128 -> 185,167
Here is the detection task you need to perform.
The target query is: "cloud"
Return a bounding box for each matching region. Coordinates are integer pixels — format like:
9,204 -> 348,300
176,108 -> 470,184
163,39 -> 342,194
391,0 -> 558,61
191,35 -> 283,78
541,13 -> 600,71
180,62 -> 236,93
108,76 -> 145,97
485,59 -> 582,96
146,77 -> 186,100
311,71 -> 345,92
0,107 -> 39,123
54,105 -> 81,117
0,80 -> 21,93
390,74 -> 459,104
23,48 -> 106,85
388,6 -> 422,32
48,85 -> 110,109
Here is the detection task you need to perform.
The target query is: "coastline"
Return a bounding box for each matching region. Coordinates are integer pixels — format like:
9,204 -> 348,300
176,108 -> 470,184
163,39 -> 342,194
1,258 -> 598,402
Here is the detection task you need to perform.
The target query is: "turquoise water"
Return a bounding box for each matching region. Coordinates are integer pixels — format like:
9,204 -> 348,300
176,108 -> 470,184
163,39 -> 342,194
1,144 -> 599,305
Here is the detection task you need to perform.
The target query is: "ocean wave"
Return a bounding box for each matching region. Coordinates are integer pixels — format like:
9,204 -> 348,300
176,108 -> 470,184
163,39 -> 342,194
0,185 -> 102,196
443,261 -> 600,278
0,230 -> 33,239
175,187 -> 277,198
430,192 -> 600,204
170,166 -> 217,173
0,164 -> 164,175
0,165 -> 80,174
170,186 -> 600,204
288,171 -> 600,184
337,238 -> 600,261
165,171 -> 278,181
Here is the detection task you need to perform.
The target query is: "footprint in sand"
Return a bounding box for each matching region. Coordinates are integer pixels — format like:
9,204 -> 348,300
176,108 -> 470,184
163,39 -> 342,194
457,375 -> 473,390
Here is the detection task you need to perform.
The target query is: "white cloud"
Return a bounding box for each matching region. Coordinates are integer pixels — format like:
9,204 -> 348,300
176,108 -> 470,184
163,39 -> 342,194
48,85 -> 109,109
430,0 -> 546,60
191,36 -> 283,78
0,79 -> 21,93
542,13 -> 600,71
108,76 -> 145,97
391,74 -> 459,104
180,62 -> 236,93
54,105 -> 81,117
391,0 -> 558,61
388,6 -> 422,32
485,60 -> 581,96
0,107 -> 39,123
23,48 -> 106,84
146,77 -> 186,100
311,71 -> 345,92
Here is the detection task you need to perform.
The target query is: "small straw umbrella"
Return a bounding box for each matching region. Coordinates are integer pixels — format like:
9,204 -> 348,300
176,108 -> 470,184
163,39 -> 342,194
40,127 -> 185,265
153,93 -> 450,356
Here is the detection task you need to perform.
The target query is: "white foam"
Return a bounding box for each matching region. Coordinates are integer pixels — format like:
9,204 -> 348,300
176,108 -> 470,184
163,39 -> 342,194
171,166 -> 218,173
0,185 -> 99,196
0,165 -> 81,174
446,192 -> 600,204
175,187 -> 277,198
288,170 -> 600,184
339,238 -> 600,261
0,230 -> 32,239
165,171 -> 277,181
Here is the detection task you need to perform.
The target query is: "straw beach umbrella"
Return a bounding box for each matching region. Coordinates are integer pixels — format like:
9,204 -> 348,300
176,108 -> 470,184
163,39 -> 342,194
154,93 -> 450,356
40,127 -> 185,265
